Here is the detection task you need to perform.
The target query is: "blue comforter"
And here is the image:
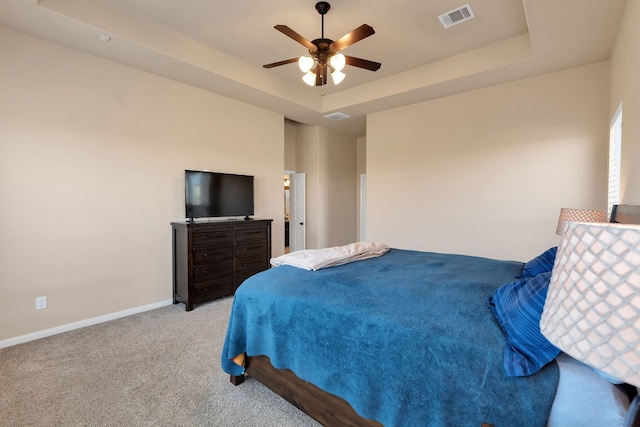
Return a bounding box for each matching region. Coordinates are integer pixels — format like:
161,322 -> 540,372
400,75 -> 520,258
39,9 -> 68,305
221,248 -> 559,427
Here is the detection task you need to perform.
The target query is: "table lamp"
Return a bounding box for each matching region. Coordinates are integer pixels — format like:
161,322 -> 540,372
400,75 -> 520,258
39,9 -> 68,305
540,221 -> 640,426
555,208 -> 608,235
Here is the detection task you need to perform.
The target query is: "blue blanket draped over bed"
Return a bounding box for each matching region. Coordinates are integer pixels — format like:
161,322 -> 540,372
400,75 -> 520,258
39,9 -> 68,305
221,248 -> 559,427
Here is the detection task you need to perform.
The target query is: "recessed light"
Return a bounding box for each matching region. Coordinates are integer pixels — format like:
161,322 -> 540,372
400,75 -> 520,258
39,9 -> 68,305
98,34 -> 111,43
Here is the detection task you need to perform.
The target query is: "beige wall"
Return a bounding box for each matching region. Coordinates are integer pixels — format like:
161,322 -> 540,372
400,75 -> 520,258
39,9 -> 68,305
610,0 -> 640,204
284,119 -> 297,172
317,127 -> 357,247
293,124 -> 321,248
292,123 -> 358,249
367,62 -> 610,261
356,136 -> 366,241
0,28 -> 284,342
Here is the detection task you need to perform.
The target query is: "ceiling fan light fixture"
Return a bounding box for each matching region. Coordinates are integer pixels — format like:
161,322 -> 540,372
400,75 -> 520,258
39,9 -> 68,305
331,69 -> 345,85
329,53 -> 346,71
298,56 -> 315,73
302,70 -> 317,86
264,2 -> 380,87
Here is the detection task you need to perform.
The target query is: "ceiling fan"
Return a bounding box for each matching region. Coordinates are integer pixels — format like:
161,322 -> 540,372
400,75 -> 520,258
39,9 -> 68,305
263,1 -> 381,87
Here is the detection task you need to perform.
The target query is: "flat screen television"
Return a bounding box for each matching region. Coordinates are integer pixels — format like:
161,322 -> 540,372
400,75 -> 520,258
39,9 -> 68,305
185,170 -> 254,221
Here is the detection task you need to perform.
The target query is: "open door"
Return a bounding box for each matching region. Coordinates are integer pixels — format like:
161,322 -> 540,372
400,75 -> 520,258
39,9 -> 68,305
289,173 -> 306,252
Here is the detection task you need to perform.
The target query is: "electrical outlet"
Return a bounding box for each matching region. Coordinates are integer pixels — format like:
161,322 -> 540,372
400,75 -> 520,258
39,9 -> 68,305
36,296 -> 47,310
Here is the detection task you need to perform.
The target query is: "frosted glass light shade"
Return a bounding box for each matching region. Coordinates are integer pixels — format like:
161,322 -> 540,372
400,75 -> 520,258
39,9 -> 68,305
298,56 -> 314,73
540,221 -> 640,387
329,53 -> 346,71
302,71 -> 316,86
331,70 -> 345,85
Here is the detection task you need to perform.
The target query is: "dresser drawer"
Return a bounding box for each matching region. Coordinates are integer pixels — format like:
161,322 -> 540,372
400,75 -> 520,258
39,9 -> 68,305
194,260 -> 233,281
192,227 -> 233,247
193,274 -> 233,290
193,278 -> 234,303
193,245 -> 233,263
235,255 -> 268,274
235,225 -> 269,242
235,240 -> 268,258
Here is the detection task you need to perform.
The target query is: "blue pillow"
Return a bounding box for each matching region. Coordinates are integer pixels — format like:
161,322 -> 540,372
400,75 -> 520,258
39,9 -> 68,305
488,272 -> 561,377
517,247 -> 557,278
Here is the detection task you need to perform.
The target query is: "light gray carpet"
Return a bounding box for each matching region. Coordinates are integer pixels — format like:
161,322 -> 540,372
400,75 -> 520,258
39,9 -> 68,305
0,297 -> 322,427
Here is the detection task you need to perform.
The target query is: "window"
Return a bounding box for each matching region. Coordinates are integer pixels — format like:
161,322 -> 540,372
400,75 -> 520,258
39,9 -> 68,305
608,102 -> 622,212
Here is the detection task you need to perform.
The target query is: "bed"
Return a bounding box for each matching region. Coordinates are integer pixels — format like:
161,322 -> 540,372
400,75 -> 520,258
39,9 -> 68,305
221,205 -> 640,427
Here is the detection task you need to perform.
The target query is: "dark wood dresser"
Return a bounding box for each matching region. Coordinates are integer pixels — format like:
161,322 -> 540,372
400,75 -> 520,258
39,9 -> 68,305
171,219 -> 272,311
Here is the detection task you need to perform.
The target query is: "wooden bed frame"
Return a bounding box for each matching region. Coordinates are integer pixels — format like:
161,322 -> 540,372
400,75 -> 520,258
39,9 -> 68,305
231,356 -> 499,427
231,356 -> 382,426
229,205 -> 640,427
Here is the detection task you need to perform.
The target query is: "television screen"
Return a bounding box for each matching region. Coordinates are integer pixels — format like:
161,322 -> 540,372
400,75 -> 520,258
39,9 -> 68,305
185,170 -> 254,220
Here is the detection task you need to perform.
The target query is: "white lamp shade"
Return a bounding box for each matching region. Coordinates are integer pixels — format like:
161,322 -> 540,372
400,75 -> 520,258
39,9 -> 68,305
302,71 -> 316,86
329,53 -> 346,71
540,221 -> 640,387
330,70 -> 345,85
298,56 -> 314,73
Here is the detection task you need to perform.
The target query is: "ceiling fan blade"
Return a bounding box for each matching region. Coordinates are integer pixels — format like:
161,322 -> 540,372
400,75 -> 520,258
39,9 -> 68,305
274,25 -> 316,51
344,55 -> 381,72
331,24 -> 375,52
263,58 -> 299,69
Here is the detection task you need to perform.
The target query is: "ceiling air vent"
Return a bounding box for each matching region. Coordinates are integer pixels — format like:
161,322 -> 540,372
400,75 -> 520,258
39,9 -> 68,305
438,4 -> 474,29
324,112 -> 351,121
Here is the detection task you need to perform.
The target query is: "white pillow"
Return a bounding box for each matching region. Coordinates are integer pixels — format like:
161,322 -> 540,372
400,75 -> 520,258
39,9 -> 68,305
547,353 -> 630,427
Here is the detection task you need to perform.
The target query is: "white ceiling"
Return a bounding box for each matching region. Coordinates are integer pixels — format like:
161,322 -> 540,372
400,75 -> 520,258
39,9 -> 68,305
0,0 -> 628,136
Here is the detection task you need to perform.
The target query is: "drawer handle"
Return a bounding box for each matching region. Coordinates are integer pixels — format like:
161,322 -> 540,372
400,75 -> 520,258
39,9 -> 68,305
244,231 -> 262,236
200,233 -> 227,240
203,270 -> 208,274
202,249 -> 228,257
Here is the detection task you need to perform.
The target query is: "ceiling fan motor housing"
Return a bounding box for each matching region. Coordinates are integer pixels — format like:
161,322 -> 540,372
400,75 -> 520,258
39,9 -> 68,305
311,38 -> 333,64
315,2 -> 331,15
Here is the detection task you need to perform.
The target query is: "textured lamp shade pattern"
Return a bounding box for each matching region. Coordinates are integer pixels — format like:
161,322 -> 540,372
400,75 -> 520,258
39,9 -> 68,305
555,208 -> 608,235
540,221 -> 640,387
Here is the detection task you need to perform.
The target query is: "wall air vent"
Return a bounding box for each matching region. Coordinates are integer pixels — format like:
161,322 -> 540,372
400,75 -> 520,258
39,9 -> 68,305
438,4 -> 475,29
324,112 -> 351,121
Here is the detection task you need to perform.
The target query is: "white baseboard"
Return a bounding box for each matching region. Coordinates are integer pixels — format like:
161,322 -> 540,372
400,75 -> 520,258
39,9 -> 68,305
0,299 -> 174,349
